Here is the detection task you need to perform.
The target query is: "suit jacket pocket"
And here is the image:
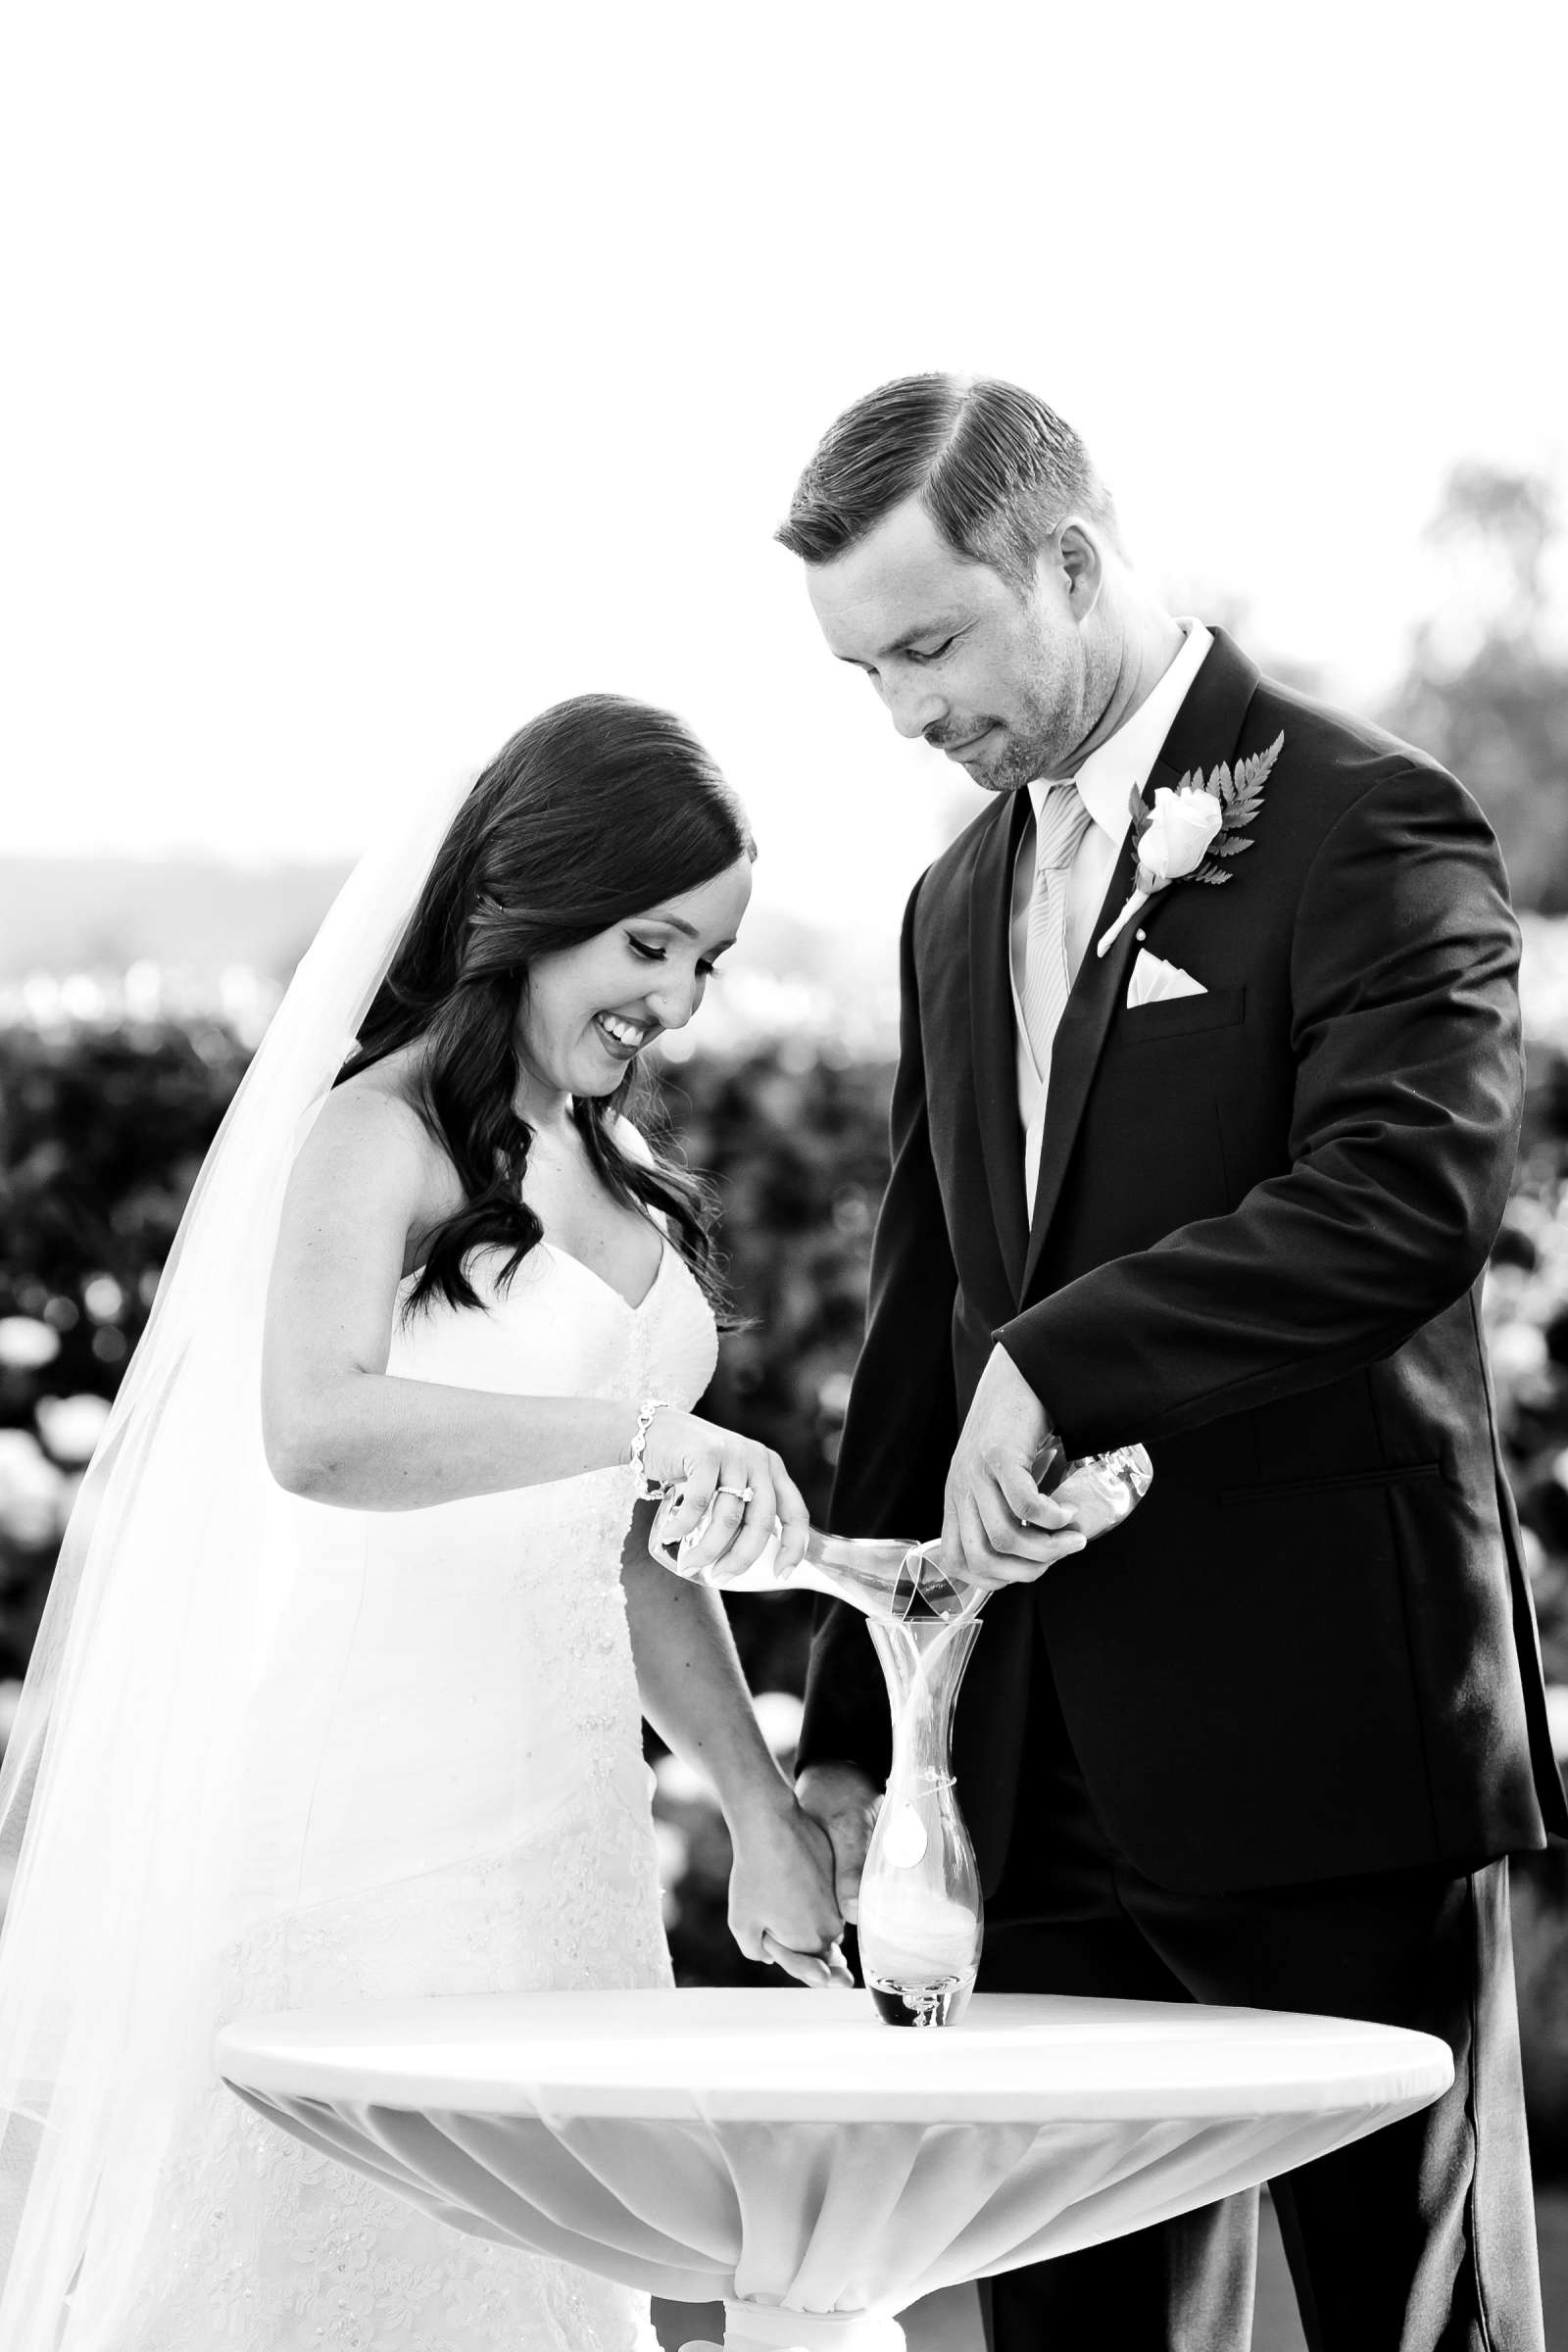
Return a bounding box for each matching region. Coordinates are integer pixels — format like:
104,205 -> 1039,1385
1219,1460 -> 1444,1506
1112,985 -> 1247,1044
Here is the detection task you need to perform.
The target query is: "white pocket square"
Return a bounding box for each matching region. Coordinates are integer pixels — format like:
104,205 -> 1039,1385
1127,948 -> 1207,1008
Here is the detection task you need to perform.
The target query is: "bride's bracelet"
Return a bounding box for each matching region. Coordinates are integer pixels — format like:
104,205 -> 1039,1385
629,1397 -> 673,1498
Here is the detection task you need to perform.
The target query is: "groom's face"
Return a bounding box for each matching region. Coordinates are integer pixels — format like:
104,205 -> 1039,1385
805,497 -> 1096,794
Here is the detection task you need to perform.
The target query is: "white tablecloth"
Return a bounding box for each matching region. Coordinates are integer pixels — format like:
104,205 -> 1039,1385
219,1986 -> 1451,2352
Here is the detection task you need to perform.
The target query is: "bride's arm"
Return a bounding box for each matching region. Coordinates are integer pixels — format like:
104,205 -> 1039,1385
619,1502 -> 851,1988
263,1086 -> 645,1508
264,1086 -> 808,1541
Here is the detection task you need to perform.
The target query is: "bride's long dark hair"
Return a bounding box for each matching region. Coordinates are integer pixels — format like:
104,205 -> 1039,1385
339,693 -> 754,1317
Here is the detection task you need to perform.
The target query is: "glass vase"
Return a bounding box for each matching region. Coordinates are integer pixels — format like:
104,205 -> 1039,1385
857,1611 -> 984,2030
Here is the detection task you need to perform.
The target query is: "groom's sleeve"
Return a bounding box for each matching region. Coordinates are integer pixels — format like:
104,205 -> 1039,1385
997,760 -> 1524,1453
798,875 -> 959,1788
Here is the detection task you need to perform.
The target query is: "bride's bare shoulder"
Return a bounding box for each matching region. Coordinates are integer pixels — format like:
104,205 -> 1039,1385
298,1051 -> 461,1219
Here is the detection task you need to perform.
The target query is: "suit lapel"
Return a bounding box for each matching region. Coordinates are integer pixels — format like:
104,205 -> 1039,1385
968,787 -> 1033,1298
1018,628 -> 1263,1301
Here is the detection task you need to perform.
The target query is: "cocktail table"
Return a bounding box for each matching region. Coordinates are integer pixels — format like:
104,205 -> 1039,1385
218,1985 -> 1451,2352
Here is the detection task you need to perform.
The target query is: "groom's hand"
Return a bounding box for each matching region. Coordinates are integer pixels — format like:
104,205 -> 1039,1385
942,1345 -> 1088,1589
725,1791 -> 853,1988
794,1761 -> 881,1925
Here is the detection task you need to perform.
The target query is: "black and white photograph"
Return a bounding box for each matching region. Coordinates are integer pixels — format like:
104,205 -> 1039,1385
3,6 -> 1567,2346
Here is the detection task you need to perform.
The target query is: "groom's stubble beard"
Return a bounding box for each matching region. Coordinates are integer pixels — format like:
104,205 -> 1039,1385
956,719 -> 1064,798
942,631 -> 1115,797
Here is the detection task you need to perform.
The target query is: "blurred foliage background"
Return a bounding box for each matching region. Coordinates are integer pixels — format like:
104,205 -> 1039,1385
5,464 -> 1568,2180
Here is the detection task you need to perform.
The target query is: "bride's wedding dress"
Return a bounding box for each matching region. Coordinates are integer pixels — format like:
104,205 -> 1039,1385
120,1236 -> 716,2352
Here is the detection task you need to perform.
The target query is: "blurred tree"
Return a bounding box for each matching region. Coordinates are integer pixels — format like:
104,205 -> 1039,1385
0,1020 -> 251,1676
0,1020 -> 249,1391
1385,464 -> 1568,911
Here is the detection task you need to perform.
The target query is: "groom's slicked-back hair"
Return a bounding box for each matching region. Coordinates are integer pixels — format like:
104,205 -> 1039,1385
776,373 -> 1119,593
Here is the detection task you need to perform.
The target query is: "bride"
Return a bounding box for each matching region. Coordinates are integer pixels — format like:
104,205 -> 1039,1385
0,694 -> 846,2351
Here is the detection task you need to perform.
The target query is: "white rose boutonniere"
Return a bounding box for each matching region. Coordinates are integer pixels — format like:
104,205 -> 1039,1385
1097,731 -> 1285,956
1142,785 -> 1225,880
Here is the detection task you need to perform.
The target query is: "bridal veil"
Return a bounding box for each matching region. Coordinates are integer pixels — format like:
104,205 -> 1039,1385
0,770 -> 473,2346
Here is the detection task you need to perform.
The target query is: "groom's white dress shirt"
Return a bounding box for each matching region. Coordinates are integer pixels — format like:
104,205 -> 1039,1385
1008,620 -> 1213,1213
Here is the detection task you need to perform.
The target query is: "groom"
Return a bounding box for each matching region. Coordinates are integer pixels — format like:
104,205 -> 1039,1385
782,374 -> 1567,2350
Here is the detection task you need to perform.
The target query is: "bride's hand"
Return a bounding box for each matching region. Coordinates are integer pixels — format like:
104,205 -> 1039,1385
640,1410 -> 809,1579
726,1794 -> 853,1990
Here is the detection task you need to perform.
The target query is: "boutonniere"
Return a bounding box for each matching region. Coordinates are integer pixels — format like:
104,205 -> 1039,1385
1096,731 -> 1285,957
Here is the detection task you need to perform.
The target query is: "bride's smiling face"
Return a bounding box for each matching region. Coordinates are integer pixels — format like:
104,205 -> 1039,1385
514,855 -> 754,1107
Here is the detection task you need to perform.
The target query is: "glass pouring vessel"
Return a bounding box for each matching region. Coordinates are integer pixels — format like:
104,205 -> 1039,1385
648,1441 -> 1152,2025
647,1441 -> 1152,1624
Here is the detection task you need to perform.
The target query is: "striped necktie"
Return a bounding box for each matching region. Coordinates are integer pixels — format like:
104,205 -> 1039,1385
1020,780 -> 1094,1086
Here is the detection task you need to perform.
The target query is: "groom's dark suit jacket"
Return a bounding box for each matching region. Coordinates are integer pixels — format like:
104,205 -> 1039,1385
798,628 -> 1568,1897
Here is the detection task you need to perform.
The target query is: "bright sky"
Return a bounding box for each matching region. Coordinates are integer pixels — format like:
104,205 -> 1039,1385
5,1 -> 1565,942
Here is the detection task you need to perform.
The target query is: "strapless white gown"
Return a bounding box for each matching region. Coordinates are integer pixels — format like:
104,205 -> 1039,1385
121,1238 -> 717,2352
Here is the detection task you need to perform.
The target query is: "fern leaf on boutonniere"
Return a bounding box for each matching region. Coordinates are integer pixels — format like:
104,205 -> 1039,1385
1097,731 -> 1284,956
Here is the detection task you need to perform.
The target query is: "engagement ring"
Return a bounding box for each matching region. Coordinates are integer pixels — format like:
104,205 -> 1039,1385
715,1485 -> 754,1503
